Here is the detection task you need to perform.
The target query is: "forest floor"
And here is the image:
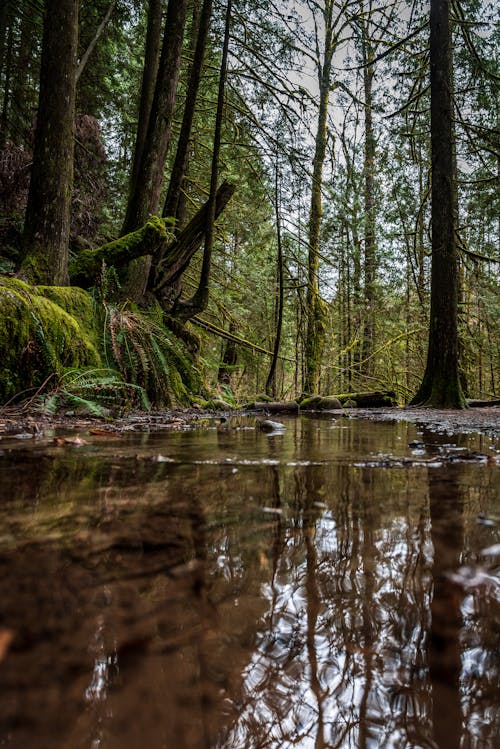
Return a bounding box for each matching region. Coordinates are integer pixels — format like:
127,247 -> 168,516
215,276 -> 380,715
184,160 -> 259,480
0,404 -> 498,439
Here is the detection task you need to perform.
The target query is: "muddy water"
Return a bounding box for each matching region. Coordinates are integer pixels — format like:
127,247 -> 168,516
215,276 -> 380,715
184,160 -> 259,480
0,415 -> 499,749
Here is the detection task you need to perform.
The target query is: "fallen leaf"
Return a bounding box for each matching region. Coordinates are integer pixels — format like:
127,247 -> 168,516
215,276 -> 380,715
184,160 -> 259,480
0,629 -> 14,661
54,436 -> 88,447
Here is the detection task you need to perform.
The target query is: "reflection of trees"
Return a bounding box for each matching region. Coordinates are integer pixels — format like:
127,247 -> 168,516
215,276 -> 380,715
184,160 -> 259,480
428,466 -> 464,749
219,418 -> 437,748
3,419 -> 499,748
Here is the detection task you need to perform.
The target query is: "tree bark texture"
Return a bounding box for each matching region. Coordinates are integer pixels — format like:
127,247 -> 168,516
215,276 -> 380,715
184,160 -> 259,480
162,0 -> 212,227
304,1 -> 335,395
122,0 -> 186,233
361,19 -> 376,375
411,0 -> 466,407
126,0 -> 163,208
22,0 -> 79,285
174,0 -> 232,322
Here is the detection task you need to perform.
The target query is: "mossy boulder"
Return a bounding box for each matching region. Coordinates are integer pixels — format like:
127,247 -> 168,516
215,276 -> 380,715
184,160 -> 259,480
0,277 -> 101,402
316,397 -> 343,410
299,395 -> 322,410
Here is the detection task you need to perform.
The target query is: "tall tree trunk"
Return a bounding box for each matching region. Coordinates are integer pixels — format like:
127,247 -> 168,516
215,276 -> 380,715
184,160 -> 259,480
22,0 -> 79,285
266,159 -> 285,398
126,0 -> 163,207
360,18 -> 376,377
121,0 -> 186,302
174,0 -> 232,322
303,1 -> 335,394
0,18 -> 13,148
410,0 -> 466,407
123,0 -> 186,232
161,0 -> 212,230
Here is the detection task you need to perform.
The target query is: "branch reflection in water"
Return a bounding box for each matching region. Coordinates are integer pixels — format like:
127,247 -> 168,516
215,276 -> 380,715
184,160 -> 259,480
0,416 -> 498,748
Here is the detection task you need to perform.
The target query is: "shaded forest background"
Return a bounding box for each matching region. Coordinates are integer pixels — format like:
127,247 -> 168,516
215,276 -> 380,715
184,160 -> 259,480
0,0 -> 498,408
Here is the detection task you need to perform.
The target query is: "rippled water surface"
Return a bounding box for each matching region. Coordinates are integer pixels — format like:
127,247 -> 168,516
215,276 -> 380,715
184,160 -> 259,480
0,414 -> 499,748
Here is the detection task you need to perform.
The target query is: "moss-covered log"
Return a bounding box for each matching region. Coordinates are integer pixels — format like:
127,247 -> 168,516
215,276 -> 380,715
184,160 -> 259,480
335,390 -> 397,407
68,181 -> 235,299
300,390 -> 397,408
245,400 -> 300,413
69,216 -> 170,288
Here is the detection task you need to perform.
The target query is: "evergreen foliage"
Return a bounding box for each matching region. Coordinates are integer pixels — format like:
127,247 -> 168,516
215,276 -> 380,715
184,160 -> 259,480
0,0 -> 497,406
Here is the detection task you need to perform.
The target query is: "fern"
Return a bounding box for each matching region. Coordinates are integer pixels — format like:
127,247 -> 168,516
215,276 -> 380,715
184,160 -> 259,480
99,304 -> 200,406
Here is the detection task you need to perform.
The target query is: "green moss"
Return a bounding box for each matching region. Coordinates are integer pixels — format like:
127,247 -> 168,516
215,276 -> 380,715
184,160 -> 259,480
0,277 -> 101,402
69,216 -> 171,287
299,395 -> 322,409
207,398 -> 233,411
191,396 -> 211,409
37,285 -> 99,343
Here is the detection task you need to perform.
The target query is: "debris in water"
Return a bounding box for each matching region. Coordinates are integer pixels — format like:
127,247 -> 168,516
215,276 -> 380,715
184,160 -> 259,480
53,436 -> 88,447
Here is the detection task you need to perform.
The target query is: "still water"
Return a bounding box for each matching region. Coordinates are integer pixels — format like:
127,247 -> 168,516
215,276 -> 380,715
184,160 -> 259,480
0,414 -> 499,749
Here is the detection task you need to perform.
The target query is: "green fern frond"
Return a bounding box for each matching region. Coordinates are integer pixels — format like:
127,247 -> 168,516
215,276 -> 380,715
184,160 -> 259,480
97,303 -> 201,407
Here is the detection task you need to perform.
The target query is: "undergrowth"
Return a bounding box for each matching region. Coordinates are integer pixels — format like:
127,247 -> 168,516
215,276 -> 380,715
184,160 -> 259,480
100,304 -> 201,407
33,368 -> 148,416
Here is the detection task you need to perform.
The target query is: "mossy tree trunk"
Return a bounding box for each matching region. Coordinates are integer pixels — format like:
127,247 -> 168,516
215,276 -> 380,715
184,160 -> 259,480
360,14 -> 376,377
265,157 -> 284,399
121,0 -> 187,302
69,182 -> 236,303
21,0 -> 79,286
304,0 -> 336,394
410,0 -> 466,408
173,0 -> 232,324
162,0 -> 212,232
126,0 -> 163,207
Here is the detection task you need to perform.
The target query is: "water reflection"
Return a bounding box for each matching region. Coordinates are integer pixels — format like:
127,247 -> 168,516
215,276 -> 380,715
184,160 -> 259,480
0,416 -> 498,748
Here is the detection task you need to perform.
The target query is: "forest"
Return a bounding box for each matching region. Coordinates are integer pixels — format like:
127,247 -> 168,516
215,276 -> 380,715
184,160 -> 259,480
0,0 -> 498,412
0,4 -> 499,747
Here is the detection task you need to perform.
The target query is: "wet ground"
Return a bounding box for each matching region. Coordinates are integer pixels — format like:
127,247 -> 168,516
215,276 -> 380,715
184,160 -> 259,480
0,411 -> 499,748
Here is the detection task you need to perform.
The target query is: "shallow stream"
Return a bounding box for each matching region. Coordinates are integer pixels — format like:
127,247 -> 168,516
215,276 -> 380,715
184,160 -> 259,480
0,414 -> 499,748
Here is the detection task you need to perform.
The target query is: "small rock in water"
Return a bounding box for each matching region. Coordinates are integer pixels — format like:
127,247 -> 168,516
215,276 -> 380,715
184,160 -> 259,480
257,419 -> 285,433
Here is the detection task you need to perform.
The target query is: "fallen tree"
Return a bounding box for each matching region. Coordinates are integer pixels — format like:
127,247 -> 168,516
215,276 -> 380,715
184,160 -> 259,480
300,391 -> 397,408
69,180 -> 236,310
245,400 -> 300,414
